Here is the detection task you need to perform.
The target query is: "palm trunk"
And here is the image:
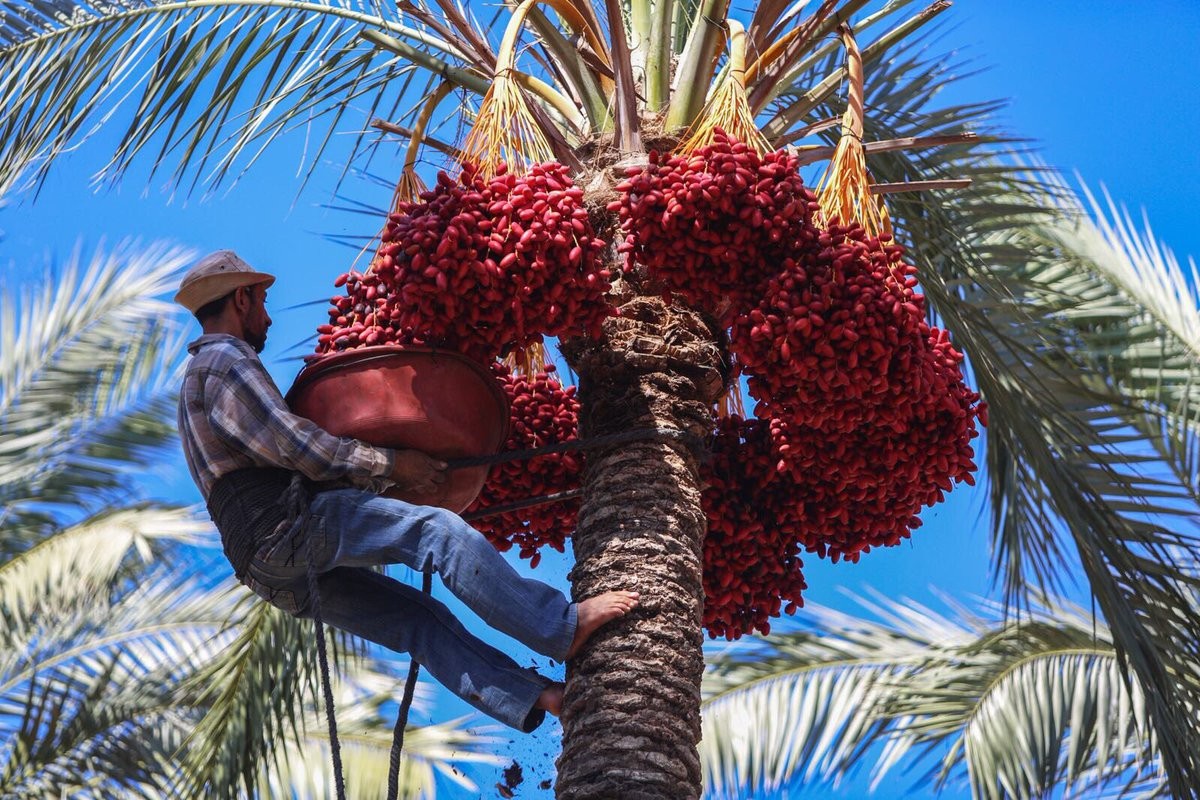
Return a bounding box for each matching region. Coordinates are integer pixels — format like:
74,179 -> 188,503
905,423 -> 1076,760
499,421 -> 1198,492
557,289 -> 725,800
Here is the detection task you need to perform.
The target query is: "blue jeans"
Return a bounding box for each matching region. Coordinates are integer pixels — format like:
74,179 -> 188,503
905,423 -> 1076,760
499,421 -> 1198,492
241,487 -> 578,731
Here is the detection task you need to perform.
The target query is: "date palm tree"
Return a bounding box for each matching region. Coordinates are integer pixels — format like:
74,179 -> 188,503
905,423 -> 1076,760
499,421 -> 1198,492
2,2 -> 1199,798
0,243 -> 502,797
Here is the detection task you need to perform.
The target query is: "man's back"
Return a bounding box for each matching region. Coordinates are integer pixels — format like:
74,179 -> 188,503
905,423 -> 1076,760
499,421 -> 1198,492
178,332 -> 263,497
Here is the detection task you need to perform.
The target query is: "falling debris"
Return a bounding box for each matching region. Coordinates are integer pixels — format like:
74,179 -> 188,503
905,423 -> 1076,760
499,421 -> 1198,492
496,759 -> 524,797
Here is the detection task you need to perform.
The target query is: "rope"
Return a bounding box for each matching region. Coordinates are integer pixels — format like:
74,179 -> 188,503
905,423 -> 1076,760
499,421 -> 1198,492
283,473 -> 345,800
308,571 -> 346,800
279,469 -> 435,800
461,488 -> 583,521
387,568 -> 432,800
449,426 -> 707,521
446,426 -> 706,471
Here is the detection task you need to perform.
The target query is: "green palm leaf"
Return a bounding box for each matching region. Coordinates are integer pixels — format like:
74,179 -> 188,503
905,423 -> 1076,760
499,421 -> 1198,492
172,592 -> 504,800
780,35 -> 1200,793
0,507 -> 208,651
0,240 -> 194,551
0,519 -> 238,798
701,596 -> 1173,799
0,512 -> 500,799
170,594 -> 330,799
262,671 -> 506,799
0,0 -> 467,195
700,606 -> 937,798
895,171 -> 1200,794
0,0 -> 970,197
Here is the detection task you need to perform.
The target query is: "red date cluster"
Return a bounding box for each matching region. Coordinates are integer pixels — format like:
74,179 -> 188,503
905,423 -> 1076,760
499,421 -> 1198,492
701,415 -> 808,640
731,222 -> 930,433
316,161 -> 612,362
611,130 -> 821,325
700,323 -> 981,634
761,335 -> 983,563
723,225 -> 985,563
306,143 -> 986,643
466,363 -> 582,567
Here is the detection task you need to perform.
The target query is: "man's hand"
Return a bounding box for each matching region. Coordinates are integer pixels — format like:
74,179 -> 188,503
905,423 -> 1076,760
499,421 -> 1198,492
389,449 -> 449,496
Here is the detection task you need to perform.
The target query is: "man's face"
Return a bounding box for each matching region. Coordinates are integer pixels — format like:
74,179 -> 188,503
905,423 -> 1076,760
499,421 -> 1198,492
239,283 -> 272,353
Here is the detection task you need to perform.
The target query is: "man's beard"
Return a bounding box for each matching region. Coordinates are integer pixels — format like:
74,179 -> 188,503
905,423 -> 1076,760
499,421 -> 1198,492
246,330 -> 267,353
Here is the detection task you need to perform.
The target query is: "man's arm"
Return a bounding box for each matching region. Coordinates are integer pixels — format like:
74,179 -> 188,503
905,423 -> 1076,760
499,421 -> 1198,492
207,356 -> 396,488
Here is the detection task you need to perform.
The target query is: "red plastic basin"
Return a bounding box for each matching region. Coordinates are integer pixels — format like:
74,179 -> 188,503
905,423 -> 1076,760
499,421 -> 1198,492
285,346 -> 509,512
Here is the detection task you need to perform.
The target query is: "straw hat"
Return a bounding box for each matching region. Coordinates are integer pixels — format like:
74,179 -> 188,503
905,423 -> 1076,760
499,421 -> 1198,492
174,250 -> 276,313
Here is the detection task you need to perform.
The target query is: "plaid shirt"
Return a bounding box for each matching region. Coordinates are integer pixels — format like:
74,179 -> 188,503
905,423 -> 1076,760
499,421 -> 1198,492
178,333 -> 394,498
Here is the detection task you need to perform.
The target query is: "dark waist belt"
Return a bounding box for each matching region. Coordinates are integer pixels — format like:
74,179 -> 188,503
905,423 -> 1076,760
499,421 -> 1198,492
207,467 -> 306,579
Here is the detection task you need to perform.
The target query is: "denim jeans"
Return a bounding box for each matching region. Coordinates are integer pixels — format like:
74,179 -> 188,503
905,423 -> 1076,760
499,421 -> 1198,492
241,487 -> 578,731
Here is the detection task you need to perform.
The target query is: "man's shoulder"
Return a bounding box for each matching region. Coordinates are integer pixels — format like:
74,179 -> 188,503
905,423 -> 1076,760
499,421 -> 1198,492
186,334 -> 261,374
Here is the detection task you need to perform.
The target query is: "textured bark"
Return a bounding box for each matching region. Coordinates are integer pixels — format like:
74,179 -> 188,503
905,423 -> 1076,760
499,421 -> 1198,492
557,291 -> 725,800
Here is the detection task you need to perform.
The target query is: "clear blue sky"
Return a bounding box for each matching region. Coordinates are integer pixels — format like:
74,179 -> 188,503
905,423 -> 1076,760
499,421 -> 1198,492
2,1 -> 1197,797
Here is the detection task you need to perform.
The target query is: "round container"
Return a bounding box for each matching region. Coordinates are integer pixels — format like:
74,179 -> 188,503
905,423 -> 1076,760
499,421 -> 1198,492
285,346 -> 508,512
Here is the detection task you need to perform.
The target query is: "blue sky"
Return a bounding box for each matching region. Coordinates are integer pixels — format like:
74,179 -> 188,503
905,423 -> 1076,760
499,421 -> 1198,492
2,1 -> 1198,797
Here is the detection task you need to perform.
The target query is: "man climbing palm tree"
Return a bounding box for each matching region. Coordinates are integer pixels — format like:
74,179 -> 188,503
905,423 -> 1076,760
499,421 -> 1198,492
174,249 -> 638,732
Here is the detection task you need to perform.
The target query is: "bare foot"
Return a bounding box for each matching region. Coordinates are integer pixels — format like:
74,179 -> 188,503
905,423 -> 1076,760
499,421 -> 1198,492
566,590 -> 640,659
536,683 -> 564,717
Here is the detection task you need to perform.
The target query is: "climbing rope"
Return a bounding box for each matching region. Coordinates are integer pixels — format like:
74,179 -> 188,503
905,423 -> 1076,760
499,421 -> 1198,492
386,567 -> 432,799
448,425 -> 705,470
275,473 -> 346,800
296,425 -> 707,798
306,559 -> 347,800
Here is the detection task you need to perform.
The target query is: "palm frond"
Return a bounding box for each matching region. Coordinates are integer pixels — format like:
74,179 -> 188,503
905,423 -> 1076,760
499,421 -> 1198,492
170,589 -> 361,800
701,596 -> 1172,800
1,649 -> 181,799
0,520 -> 505,798
751,30 -> 1200,793
0,0 -> 471,196
171,590 -> 508,799
263,667 -> 506,799
884,601 -> 1170,799
0,0 -> 622,196
0,547 -> 242,798
0,506 -> 208,652
700,597 -> 978,798
1035,175 -> 1200,493
0,239 -> 195,550
895,171 -> 1200,795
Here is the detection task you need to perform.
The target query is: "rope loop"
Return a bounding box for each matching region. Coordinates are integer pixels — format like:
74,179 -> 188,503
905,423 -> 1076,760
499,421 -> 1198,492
447,426 -> 708,471
451,426 -> 709,520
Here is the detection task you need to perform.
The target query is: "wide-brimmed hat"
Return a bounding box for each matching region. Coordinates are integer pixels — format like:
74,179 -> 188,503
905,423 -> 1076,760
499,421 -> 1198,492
174,250 -> 276,313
